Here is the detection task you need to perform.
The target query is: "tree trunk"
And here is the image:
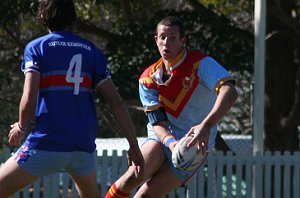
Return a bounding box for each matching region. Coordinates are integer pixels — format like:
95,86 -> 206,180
265,0 -> 299,152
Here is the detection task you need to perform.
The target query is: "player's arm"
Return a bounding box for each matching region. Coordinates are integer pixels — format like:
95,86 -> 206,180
153,121 -> 177,152
140,83 -> 177,152
187,82 -> 238,150
202,82 -> 238,128
186,57 -> 238,150
97,78 -> 144,169
9,71 -> 40,146
147,108 -> 177,152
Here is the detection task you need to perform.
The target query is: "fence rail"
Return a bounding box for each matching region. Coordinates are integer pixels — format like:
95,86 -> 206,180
1,147 -> 299,198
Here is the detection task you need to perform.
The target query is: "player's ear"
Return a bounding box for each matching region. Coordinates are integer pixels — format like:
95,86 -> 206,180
154,35 -> 158,44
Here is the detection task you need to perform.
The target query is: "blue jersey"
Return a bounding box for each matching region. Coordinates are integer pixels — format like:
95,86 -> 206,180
21,31 -> 110,152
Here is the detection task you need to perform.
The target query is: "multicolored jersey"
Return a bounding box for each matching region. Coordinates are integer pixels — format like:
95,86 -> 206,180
21,31 -> 110,152
139,49 -> 234,148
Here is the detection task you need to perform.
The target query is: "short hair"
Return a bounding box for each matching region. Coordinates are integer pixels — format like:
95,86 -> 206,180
36,0 -> 77,31
156,16 -> 185,37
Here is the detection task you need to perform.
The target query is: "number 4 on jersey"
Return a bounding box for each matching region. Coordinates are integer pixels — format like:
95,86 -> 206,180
66,54 -> 83,95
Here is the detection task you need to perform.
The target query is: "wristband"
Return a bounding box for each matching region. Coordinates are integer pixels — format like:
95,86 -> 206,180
165,137 -> 175,148
18,123 -> 26,133
161,134 -> 171,144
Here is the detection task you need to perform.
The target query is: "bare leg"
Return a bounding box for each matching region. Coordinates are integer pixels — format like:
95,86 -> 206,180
114,140 -> 166,193
0,156 -> 38,198
70,169 -> 100,198
134,162 -> 182,198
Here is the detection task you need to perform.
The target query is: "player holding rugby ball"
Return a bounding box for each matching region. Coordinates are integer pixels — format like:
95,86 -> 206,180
105,16 -> 238,198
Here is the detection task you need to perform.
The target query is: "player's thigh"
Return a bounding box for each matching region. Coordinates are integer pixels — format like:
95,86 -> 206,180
141,140 -> 166,175
0,156 -> 38,197
70,169 -> 100,198
128,140 -> 165,178
116,140 -> 166,189
134,162 -> 182,198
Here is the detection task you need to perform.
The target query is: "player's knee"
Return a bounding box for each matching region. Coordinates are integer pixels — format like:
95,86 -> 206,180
123,173 -> 141,186
123,168 -> 143,187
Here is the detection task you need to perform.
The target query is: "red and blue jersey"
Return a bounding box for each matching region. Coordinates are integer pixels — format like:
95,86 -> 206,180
21,31 -> 110,152
139,50 -> 234,148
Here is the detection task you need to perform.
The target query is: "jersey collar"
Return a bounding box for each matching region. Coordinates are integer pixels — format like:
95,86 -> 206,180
151,49 -> 187,85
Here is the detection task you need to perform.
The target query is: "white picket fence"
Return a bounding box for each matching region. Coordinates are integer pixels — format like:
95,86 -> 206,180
1,147 -> 300,198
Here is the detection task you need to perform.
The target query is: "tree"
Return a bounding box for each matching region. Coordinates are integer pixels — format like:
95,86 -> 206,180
0,0 -> 254,148
187,0 -> 300,152
265,0 -> 300,152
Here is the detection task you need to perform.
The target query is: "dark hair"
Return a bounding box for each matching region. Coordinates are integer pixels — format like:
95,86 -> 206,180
36,0 -> 76,31
156,16 -> 185,37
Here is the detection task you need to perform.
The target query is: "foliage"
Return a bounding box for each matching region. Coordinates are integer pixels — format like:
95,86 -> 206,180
101,8 -> 253,136
201,0 -> 253,15
0,0 -> 253,144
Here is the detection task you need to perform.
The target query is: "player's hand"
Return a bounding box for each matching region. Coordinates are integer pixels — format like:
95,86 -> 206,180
8,122 -> 26,147
127,144 -> 145,176
185,124 -> 209,156
168,141 -> 178,153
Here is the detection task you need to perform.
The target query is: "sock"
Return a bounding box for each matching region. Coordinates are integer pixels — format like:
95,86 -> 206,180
105,182 -> 130,198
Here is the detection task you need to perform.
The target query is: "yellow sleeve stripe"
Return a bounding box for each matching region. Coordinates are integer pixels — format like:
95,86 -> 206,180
214,77 -> 235,93
144,103 -> 163,112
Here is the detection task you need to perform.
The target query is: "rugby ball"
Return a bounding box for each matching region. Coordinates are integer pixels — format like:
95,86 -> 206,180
172,136 -> 206,171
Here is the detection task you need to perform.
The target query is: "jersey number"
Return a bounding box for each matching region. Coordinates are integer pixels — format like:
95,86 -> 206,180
66,54 -> 83,95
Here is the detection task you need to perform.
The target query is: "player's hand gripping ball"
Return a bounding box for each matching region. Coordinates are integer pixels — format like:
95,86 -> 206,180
172,136 -> 206,171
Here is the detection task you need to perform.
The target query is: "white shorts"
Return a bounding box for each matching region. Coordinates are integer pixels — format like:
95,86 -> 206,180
14,145 -> 95,177
144,123 -> 208,185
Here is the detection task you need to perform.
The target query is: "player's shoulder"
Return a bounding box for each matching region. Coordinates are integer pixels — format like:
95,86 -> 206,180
26,34 -> 52,48
187,49 -> 222,72
186,50 -> 207,62
27,32 -> 94,46
139,66 -> 155,88
140,63 -> 155,79
199,56 -> 224,69
139,59 -> 162,86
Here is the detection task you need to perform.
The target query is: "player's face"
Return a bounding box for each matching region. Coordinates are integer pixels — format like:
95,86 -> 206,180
155,25 -> 185,62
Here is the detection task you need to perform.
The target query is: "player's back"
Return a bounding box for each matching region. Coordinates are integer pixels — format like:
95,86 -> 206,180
22,31 -> 109,152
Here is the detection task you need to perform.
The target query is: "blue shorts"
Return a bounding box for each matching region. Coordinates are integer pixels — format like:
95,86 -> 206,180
14,145 -> 95,177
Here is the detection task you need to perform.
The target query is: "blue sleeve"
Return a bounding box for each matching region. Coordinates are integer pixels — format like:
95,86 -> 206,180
198,56 -> 233,92
93,47 -> 111,87
139,83 -> 162,112
21,42 -> 41,74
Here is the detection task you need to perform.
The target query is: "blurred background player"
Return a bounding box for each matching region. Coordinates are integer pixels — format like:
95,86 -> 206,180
0,0 -> 144,197
105,16 -> 238,198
